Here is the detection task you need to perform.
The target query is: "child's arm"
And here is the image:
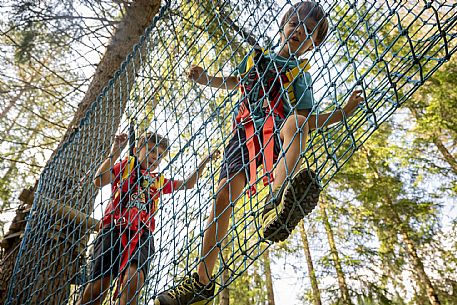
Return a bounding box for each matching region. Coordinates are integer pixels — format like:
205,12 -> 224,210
174,150 -> 221,189
188,65 -> 239,90
298,90 -> 364,130
93,133 -> 128,188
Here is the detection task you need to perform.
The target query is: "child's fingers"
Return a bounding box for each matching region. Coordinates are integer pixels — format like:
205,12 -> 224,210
187,65 -> 195,75
115,134 -> 128,147
352,90 -> 362,96
212,149 -> 221,158
353,92 -> 363,99
354,96 -> 364,105
205,149 -> 221,161
351,90 -> 364,103
186,69 -> 194,79
187,67 -> 201,80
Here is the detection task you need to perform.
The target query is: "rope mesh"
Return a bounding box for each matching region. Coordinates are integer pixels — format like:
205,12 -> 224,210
6,0 -> 456,304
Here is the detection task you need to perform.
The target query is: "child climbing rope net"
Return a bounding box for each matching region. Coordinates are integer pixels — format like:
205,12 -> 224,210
4,1 -> 454,304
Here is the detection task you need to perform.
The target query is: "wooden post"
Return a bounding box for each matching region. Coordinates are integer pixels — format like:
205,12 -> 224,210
0,188 -> 34,304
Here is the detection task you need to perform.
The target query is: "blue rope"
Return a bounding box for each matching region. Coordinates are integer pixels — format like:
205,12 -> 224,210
6,1 -> 456,304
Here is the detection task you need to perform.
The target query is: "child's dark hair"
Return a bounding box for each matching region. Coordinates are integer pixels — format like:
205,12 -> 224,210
137,132 -> 169,152
280,1 -> 329,46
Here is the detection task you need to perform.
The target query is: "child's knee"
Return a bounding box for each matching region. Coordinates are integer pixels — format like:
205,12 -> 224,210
82,278 -> 110,301
215,187 -> 231,210
214,174 -> 245,214
125,264 -> 144,283
215,179 -> 237,211
282,115 -> 308,137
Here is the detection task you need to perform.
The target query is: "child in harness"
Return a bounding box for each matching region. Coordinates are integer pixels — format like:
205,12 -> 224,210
78,132 -> 216,305
155,2 -> 364,304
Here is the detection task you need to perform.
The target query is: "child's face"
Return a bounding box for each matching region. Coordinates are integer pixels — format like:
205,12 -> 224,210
138,142 -> 165,171
280,15 -> 319,57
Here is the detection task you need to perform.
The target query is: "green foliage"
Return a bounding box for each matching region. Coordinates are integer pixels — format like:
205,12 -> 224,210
406,57 -> 457,178
0,0 -> 123,219
1,1 -> 456,305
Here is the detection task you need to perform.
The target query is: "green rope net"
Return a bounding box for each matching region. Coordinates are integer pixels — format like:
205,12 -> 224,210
6,0 -> 456,304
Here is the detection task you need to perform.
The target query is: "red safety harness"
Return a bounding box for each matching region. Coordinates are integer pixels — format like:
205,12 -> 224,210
235,48 -> 309,195
101,156 -> 163,298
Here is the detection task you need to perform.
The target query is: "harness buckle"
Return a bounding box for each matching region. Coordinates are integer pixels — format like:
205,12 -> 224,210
238,116 -> 253,126
114,216 -> 128,227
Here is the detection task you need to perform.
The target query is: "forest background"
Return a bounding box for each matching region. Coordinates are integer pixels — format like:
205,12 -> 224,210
0,0 -> 456,304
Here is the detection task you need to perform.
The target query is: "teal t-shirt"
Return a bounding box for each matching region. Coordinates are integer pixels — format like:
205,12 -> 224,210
236,50 -> 314,129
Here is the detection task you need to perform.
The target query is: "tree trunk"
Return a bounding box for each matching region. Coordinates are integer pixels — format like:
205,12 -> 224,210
0,187 -> 34,304
399,228 -> 441,305
299,221 -> 322,305
6,1 -> 162,304
0,88 -> 26,122
220,239 -> 230,305
320,203 -> 352,305
220,269 -> 230,305
408,106 -> 457,174
59,0 -> 162,148
384,199 -> 441,305
0,57 -> 51,123
383,200 -> 441,305
366,149 -> 442,305
432,138 -> 457,174
262,248 -> 275,305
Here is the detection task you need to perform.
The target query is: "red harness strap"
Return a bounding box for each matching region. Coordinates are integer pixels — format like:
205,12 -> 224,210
234,48 -> 309,196
105,157 -> 163,300
262,112 -> 275,186
236,74 -> 287,196
111,211 -> 145,300
119,223 -> 143,276
236,103 -> 259,196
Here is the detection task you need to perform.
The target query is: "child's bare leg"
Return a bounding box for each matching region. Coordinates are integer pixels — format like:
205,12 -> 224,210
119,263 -> 145,305
263,114 -> 320,243
273,115 -> 309,190
77,276 -> 111,305
197,171 -> 246,285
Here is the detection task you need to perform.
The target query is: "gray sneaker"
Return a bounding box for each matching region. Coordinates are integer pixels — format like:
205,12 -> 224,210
262,169 -> 321,242
154,273 -> 215,305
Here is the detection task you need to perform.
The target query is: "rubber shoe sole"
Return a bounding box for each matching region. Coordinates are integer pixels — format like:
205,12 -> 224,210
154,297 -> 209,305
262,169 -> 320,242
